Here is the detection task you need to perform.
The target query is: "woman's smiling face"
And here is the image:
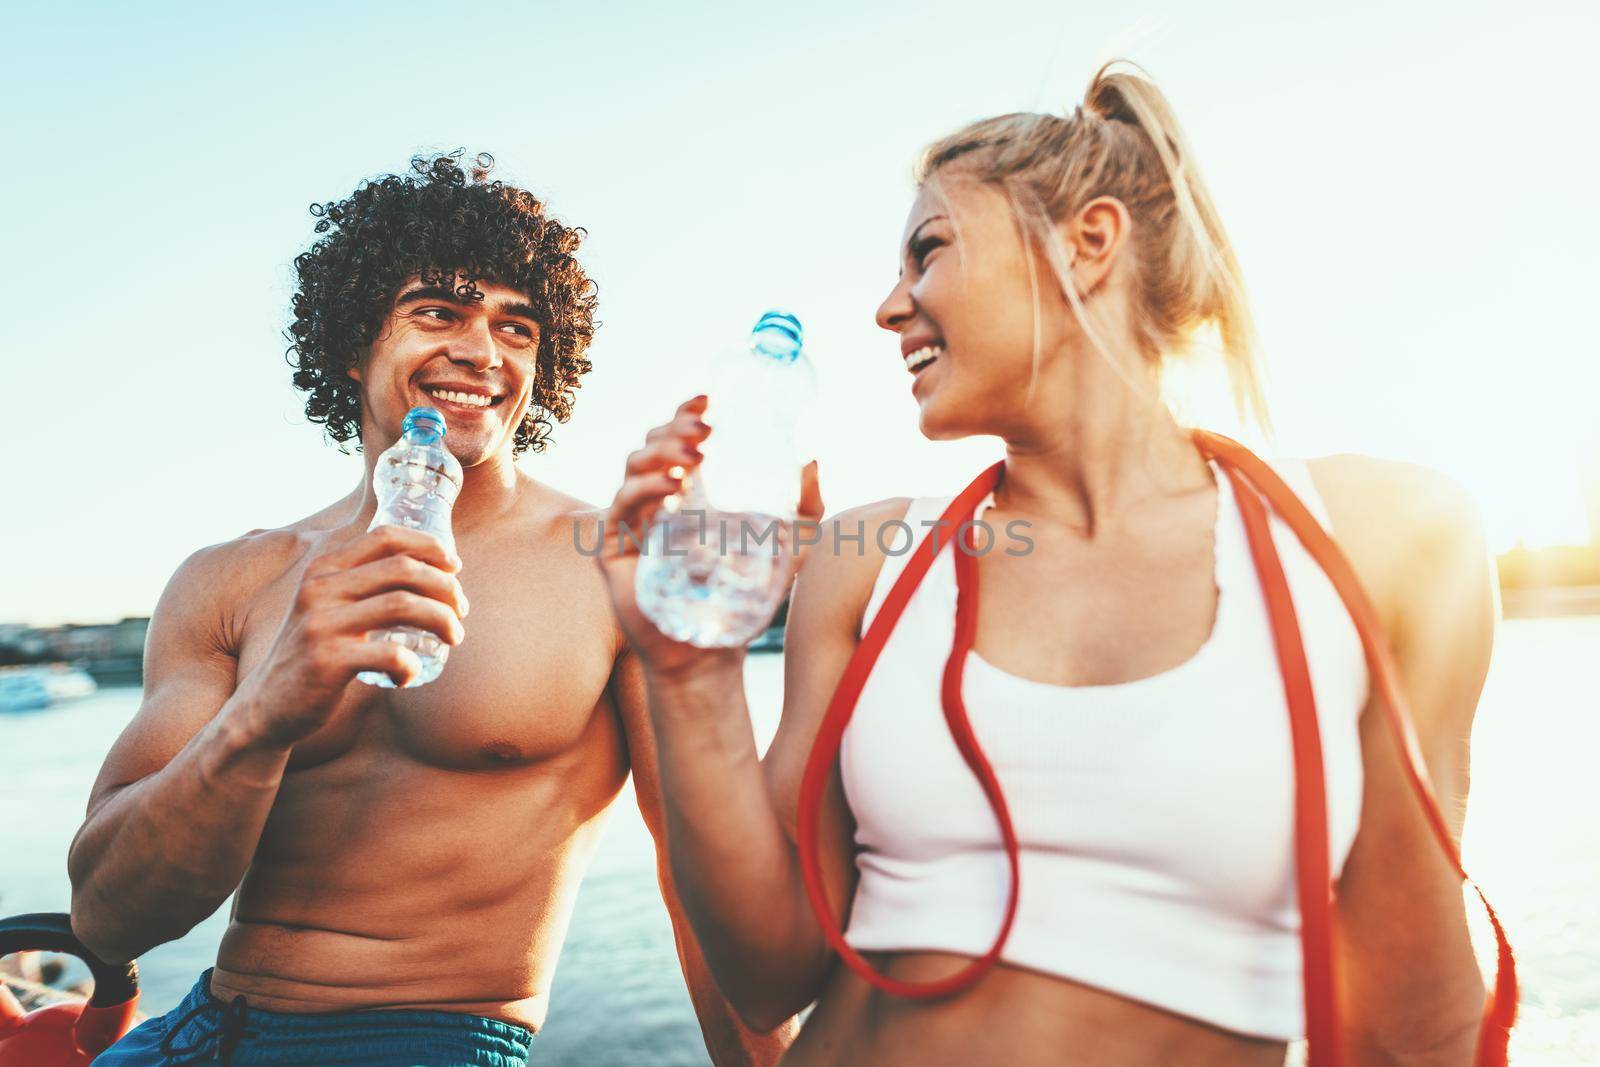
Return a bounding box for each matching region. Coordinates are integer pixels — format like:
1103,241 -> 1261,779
874,176 -> 1077,442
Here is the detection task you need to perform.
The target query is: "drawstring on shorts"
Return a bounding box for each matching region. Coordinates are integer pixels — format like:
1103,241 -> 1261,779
158,992 -> 253,1065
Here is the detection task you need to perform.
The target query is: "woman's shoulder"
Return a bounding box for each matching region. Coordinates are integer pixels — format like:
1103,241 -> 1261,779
790,496 -> 917,639
1304,453 -> 1484,560
828,496 -> 922,532
1302,453 -> 1493,644
805,496 -> 919,584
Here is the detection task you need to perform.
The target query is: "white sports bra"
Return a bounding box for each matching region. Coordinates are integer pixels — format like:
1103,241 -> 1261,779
838,457 -> 1370,1041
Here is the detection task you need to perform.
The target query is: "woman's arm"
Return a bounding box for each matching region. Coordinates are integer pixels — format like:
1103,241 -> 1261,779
629,499 -> 908,1030
610,648 -> 798,1064
1311,455 -> 1499,1065
593,397 -> 904,1029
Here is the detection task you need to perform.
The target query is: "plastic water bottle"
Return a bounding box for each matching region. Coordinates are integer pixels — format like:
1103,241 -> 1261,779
358,407 -> 464,687
635,310 -> 816,648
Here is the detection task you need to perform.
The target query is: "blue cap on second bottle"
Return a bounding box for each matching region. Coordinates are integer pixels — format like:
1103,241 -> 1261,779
752,310 -> 803,360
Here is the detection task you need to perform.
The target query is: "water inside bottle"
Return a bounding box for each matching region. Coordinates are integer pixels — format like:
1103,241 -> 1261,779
357,408 -> 461,687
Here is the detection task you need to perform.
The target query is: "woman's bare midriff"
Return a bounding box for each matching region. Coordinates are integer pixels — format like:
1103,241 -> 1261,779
783,952 -> 1289,1067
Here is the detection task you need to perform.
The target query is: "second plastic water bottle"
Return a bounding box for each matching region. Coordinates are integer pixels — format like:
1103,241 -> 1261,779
358,406 -> 463,687
635,311 -> 816,648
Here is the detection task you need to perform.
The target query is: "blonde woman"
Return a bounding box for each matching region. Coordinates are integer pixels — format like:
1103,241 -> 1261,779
596,62 -> 1515,1066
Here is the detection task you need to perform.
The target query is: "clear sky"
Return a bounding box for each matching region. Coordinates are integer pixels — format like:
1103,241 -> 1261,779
3,0 -> 1596,625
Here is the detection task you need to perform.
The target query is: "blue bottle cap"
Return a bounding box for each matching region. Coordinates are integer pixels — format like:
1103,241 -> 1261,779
403,406 -> 447,437
752,310 -> 803,360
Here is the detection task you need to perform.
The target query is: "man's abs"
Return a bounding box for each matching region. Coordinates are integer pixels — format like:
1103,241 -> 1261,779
206,734 -> 624,1031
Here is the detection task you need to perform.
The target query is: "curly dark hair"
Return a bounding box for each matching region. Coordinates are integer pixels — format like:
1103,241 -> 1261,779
287,150 -> 598,455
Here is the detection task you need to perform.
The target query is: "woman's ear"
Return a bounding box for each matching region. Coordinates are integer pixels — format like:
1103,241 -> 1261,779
1059,195 -> 1131,296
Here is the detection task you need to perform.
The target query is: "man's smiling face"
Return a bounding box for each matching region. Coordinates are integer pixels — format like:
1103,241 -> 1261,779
350,275 -> 543,467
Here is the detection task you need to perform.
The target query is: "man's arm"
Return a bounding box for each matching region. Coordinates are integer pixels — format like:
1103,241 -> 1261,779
68,539 -> 294,962
1314,457 -> 1498,1065
70,525 -> 467,963
609,648 -> 798,1067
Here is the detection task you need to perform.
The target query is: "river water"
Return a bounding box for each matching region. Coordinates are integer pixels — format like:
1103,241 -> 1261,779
2,618 -> 1596,1064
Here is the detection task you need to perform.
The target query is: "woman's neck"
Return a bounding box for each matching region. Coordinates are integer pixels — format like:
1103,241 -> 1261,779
996,382 -> 1211,537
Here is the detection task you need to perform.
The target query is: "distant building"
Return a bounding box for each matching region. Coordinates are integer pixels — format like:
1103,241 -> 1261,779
0,617 -> 149,681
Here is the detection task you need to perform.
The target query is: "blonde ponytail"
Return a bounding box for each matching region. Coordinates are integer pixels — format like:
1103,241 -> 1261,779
918,60 -> 1271,437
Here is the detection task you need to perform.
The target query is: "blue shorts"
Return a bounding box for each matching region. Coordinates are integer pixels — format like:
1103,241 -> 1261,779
92,969 -> 535,1066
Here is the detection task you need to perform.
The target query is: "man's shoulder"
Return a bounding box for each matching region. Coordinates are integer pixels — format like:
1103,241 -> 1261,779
543,489 -> 605,531
147,523 -> 319,656
509,470 -> 596,524
503,472 -> 623,630
167,522 -> 320,606
513,474 -> 623,570
211,514 -> 326,568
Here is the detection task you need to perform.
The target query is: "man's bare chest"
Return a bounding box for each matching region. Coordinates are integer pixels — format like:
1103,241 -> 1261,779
235,536 -> 622,772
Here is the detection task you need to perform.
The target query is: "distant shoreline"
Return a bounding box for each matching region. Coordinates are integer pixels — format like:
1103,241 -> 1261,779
1501,585 -> 1600,619
5,587 -> 1594,686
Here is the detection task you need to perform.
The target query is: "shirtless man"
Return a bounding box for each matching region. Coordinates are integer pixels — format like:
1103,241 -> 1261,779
70,151 -> 789,1066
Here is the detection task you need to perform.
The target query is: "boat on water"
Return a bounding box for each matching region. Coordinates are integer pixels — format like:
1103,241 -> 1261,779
0,674 -> 51,712
0,664 -> 98,711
